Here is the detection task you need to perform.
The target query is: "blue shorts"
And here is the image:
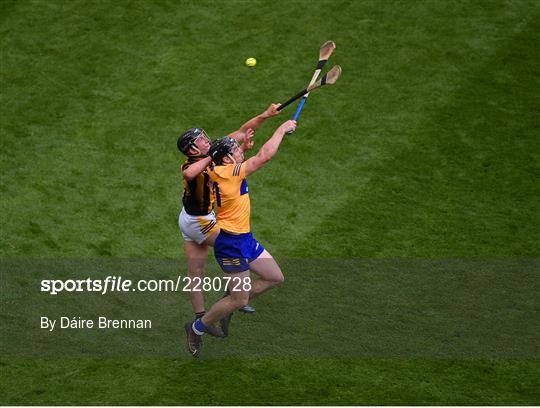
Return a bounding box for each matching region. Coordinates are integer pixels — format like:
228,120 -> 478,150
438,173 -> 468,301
214,231 -> 265,273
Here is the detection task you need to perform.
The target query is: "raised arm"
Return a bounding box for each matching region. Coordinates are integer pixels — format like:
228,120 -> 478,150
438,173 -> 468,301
182,156 -> 212,181
245,120 -> 296,177
228,103 -> 281,142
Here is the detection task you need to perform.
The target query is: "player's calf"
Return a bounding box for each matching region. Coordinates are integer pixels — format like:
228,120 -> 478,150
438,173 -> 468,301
229,290 -> 250,310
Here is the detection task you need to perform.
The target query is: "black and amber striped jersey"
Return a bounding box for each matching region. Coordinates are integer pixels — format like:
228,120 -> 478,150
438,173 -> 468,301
181,158 -> 215,216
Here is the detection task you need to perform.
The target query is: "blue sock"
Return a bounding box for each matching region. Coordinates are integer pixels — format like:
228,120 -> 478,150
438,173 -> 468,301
192,318 -> 207,335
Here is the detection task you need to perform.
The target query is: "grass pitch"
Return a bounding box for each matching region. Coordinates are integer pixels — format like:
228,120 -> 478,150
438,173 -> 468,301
1,0 -> 539,405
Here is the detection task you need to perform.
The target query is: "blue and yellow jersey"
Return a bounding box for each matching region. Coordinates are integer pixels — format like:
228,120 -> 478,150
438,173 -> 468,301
181,158 -> 215,216
207,163 -> 250,233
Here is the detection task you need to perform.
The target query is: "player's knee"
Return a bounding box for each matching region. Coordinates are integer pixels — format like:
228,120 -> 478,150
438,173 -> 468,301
273,271 -> 285,286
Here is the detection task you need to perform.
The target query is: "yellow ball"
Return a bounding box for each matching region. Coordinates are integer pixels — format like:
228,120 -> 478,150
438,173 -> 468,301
245,57 -> 257,67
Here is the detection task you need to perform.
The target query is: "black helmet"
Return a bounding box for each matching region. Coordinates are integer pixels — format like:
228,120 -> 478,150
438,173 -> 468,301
177,128 -> 210,156
209,136 -> 239,165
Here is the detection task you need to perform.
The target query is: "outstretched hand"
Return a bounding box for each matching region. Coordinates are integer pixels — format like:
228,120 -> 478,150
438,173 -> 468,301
240,128 -> 255,151
263,103 -> 281,118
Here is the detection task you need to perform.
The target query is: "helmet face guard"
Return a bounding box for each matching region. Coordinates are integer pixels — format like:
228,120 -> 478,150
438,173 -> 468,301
209,137 -> 240,165
177,128 -> 210,156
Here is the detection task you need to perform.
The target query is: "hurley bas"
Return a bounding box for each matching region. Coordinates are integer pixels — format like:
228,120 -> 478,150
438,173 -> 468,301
41,316 -> 152,331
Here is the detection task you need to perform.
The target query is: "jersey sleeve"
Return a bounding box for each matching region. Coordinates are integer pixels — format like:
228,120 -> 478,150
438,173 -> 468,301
232,163 -> 246,179
214,163 -> 246,181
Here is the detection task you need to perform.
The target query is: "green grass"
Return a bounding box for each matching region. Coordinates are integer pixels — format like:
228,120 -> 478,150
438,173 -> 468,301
1,0 -> 539,405
2,359 -> 539,405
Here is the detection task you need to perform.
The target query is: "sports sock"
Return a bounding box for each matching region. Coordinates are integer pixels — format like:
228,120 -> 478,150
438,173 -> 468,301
192,318 -> 208,335
195,311 -> 205,319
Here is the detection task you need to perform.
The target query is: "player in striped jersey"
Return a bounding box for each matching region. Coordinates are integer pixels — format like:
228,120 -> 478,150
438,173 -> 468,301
184,119 -> 296,357
177,103 -> 281,337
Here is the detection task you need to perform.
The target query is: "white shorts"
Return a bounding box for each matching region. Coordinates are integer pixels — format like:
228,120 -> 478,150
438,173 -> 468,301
178,207 -> 219,245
